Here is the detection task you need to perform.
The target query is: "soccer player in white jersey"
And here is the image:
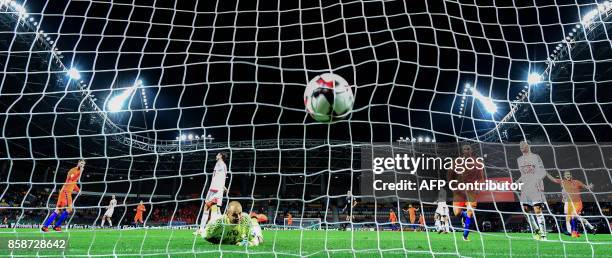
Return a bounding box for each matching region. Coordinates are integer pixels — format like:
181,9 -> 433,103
434,189 -> 450,233
516,141 -> 548,240
195,152 -> 229,237
101,195 -> 117,227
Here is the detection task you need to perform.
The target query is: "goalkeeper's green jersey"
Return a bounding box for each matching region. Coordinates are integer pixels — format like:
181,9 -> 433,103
204,213 -> 253,244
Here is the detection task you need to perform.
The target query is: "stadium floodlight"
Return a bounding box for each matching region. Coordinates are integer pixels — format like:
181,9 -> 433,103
188,134 -> 194,140
180,134 -> 187,141
107,85 -> 137,112
417,137 -> 423,142
13,3 -> 26,17
471,88 -> 497,114
527,73 -> 542,85
67,68 -> 81,80
425,137 -> 431,143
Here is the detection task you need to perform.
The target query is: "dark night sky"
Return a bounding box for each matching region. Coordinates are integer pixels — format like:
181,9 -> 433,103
2,0 -> 612,144
1,0 -> 612,201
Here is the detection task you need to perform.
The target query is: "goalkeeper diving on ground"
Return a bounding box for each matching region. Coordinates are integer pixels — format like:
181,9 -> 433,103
201,201 -> 264,246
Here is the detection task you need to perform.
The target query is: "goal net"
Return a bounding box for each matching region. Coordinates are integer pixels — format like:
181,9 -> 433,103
283,218 -> 322,230
1,0 -> 612,257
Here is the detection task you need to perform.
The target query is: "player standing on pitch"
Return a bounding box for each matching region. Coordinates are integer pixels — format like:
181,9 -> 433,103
341,190 -> 358,229
133,200 -> 146,227
389,208 -> 398,231
195,152 -> 229,237
516,140 -> 548,240
41,160 -> 85,232
402,204 -> 418,231
448,144 -> 484,241
434,189 -> 450,234
546,171 -> 596,237
101,195 -> 117,227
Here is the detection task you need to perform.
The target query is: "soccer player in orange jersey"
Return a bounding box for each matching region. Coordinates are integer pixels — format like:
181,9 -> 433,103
134,200 -> 146,226
419,213 -> 426,231
389,208 -> 398,231
401,204 -> 418,231
41,160 -> 85,232
448,144 -> 484,241
287,212 -> 293,228
546,171 -> 595,237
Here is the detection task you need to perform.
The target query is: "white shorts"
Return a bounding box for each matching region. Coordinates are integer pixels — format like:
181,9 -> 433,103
435,208 -> 449,217
205,189 -> 223,206
104,209 -> 114,217
520,189 -> 546,206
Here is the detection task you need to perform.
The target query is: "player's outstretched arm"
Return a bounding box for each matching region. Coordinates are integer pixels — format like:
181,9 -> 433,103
545,173 -> 561,184
577,180 -> 593,191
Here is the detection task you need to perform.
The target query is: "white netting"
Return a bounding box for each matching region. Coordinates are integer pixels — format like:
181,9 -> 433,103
0,0 -> 611,257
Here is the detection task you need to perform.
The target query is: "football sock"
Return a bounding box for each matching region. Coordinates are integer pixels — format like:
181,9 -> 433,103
463,214 -> 471,238
536,213 -> 546,237
43,212 -> 58,227
54,211 -> 70,228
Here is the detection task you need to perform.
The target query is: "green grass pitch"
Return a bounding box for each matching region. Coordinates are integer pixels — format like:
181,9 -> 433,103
1,228 -> 611,257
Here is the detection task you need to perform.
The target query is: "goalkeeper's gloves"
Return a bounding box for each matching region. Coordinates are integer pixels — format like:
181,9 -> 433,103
236,239 -> 249,246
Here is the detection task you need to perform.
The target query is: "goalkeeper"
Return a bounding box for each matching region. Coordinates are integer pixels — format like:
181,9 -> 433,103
203,201 -> 264,247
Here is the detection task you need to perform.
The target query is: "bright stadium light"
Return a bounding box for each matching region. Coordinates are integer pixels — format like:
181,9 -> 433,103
13,3 -> 26,17
527,73 -> 542,85
188,134 -> 194,140
181,134 -> 187,141
471,88 -> 498,114
107,85 -> 137,112
67,68 -> 81,80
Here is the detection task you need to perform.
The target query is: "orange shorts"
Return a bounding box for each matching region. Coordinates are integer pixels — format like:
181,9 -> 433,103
56,191 -> 72,208
409,216 -> 415,223
134,214 -> 143,222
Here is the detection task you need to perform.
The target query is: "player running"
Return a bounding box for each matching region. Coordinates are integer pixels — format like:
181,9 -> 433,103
516,140 -> 548,240
133,200 -> 146,227
195,152 -> 229,237
448,144 -> 484,241
546,171 -> 596,237
203,201 -> 264,246
41,160 -> 85,232
101,195 -> 117,227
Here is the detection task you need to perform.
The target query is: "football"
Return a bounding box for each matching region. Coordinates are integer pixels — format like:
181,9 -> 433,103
303,73 -> 354,122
